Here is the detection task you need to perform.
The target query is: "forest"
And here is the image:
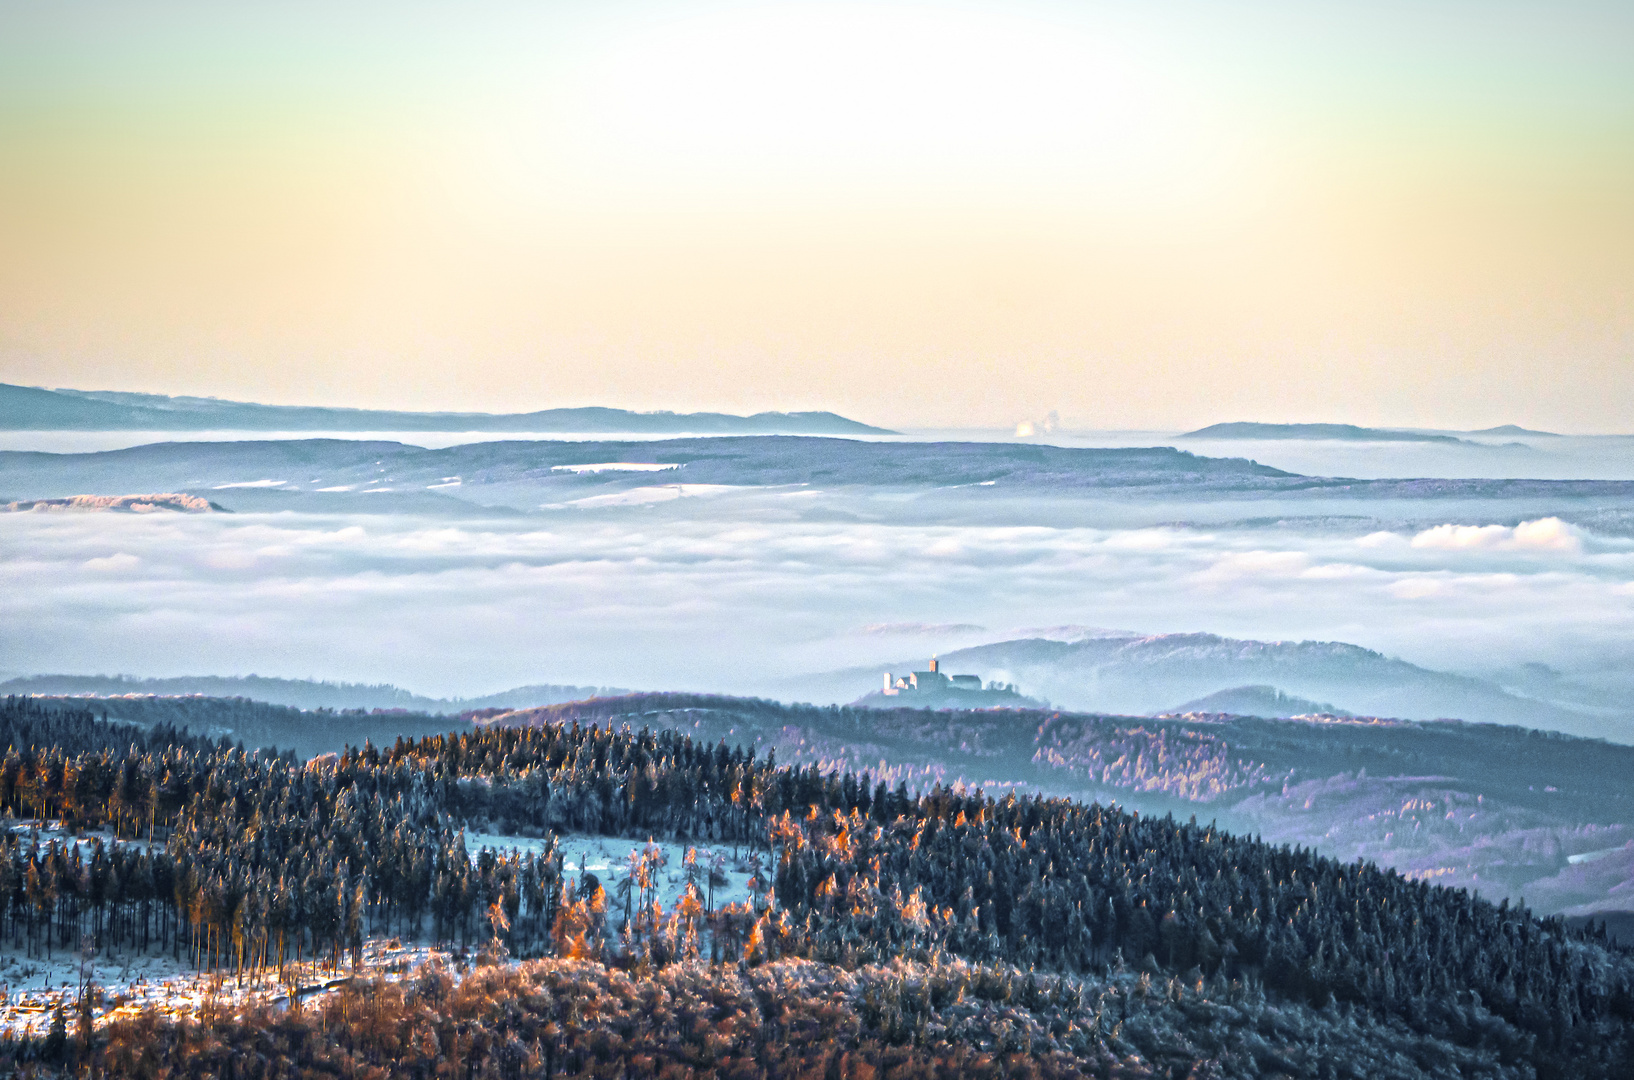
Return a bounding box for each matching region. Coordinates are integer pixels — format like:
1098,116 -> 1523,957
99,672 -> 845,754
474,693 -> 1634,919
477,692 -> 1634,822
0,693 -> 1629,1077
18,694 -> 462,760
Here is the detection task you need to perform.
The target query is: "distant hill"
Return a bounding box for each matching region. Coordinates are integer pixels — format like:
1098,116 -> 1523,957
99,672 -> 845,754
0,382 -> 892,435
785,631 -> 1615,737
1182,422 -> 1472,444
1468,424 -> 1561,437
0,673 -> 623,713
0,437 -> 1313,513
850,684 -> 1048,710
24,694 -> 464,759
13,435 -> 1634,517
1168,684 -> 1348,717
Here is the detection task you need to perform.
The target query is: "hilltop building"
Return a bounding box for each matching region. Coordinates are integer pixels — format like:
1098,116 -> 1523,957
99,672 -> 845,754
857,656 -> 1043,710
881,657 -> 984,696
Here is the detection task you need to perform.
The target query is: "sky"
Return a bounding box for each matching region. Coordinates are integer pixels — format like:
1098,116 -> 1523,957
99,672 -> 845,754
1,0 -> 1631,431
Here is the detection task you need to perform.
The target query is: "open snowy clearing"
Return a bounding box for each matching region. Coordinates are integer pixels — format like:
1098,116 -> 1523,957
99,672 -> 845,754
463,831 -> 767,910
5,821 -> 156,863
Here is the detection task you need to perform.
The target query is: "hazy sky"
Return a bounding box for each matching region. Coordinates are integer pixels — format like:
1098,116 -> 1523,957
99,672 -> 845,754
1,0 -> 1630,431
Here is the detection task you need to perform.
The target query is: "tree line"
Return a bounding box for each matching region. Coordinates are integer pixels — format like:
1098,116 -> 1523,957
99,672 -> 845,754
0,694 -> 1629,1077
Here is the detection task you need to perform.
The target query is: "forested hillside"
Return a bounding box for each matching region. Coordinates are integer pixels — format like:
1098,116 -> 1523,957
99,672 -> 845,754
21,693 -> 463,759
484,693 -> 1634,918
0,694 -> 1628,1077
479,692 -> 1634,810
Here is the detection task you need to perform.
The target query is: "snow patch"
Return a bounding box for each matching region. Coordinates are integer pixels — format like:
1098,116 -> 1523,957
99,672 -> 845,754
463,832 -> 763,911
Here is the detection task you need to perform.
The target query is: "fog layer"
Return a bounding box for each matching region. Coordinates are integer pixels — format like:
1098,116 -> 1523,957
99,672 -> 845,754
4,491 -> 1632,740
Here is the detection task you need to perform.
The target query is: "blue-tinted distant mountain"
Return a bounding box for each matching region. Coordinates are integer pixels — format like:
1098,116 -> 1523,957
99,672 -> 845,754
8,436 -> 1634,517
1182,422 -> 1474,444
0,382 -> 891,435
937,632 -> 1606,730
1468,424 -> 1561,437
0,437 -> 1297,505
0,673 -> 622,713
786,631 -> 1615,737
1168,684 -> 1348,717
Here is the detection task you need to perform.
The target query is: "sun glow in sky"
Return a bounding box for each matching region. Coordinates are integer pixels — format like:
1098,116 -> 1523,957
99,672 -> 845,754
1,0 -> 1630,430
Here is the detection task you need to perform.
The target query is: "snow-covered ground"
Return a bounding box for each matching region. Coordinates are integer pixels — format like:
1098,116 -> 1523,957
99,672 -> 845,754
4,819 -> 156,863
0,938 -> 448,1038
0,828 -> 768,1038
463,831 -> 767,910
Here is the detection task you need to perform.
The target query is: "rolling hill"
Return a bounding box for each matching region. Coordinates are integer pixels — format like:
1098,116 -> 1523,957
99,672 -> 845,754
787,631 -> 1612,736
0,382 -> 892,435
1182,422 -> 1474,443
0,673 -> 621,713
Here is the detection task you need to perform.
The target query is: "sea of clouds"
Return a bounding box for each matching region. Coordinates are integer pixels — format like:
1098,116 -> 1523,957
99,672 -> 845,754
4,502 -> 1633,729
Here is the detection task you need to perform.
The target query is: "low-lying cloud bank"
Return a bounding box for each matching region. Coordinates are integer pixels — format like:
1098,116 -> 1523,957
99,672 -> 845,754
1400,516 -> 1583,554
2,505 -> 1631,739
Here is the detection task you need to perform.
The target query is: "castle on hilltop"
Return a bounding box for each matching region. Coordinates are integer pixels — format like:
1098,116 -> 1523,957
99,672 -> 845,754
881,657 -> 984,696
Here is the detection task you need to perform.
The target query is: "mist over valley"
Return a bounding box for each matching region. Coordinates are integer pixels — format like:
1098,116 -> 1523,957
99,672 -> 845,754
4,419 -> 1634,1074
4,432 -> 1632,735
